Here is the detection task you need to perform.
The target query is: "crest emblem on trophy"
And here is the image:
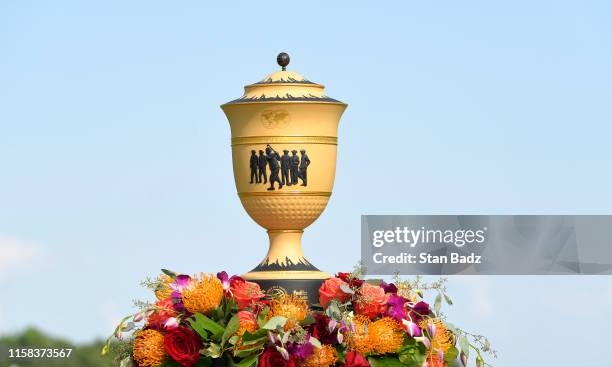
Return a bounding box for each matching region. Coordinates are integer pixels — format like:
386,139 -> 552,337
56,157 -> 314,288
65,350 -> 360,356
260,110 -> 290,129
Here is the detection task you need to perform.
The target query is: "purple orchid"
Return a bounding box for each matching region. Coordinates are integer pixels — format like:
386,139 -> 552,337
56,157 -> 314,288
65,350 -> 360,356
415,336 -> 431,349
169,274 -> 191,293
287,339 -> 314,360
427,320 -> 437,338
409,301 -> 431,322
386,294 -> 408,321
216,271 -> 231,290
380,281 -> 398,294
402,319 -> 421,337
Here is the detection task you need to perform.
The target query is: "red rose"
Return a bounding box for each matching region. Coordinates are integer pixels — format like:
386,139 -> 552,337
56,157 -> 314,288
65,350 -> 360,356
164,326 -> 202,367
259,347 -> 296,367
342,351 -> 370,367
337,272 -> 364,288
319,277 -> 351,308
230,277 -> 265,309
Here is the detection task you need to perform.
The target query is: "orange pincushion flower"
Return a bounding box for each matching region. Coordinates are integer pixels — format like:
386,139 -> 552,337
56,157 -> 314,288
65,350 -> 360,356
346,315 -> 374,354
269,294 -> 308,330
419,319 -> 453,357
133,329 -> 166,367
182,273 -> 224,315
155,274 -> 174,300
369,317 -> 405,354
299,344 -> 338,367
347,315 -> 404,355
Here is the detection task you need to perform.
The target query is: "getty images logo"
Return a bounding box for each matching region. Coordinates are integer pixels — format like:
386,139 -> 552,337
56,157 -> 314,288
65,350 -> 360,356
371,226 -> 488,248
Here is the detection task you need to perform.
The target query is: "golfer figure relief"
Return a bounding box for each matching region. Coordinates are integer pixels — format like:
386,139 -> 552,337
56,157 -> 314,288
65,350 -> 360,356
248,144 -> 310,188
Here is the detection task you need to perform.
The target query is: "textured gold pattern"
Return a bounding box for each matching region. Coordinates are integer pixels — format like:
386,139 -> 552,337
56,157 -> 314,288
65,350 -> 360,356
240,195 -> 330,230
231,136 -> 337,146
238,191 -> 332,198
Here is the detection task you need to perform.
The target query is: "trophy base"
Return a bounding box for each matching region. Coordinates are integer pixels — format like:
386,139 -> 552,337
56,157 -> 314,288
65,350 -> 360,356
242,270 -> 330,306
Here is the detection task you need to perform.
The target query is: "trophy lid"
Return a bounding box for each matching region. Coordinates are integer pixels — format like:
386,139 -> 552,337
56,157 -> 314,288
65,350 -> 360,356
222,53 -> 346,106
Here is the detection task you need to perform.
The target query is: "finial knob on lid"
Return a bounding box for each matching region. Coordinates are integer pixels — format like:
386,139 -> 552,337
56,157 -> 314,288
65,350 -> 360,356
277,52 -> 290,71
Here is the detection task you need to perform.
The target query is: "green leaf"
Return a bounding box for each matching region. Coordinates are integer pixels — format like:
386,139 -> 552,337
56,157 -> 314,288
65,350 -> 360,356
398,339 -> 426,367
234,346 -> 264,358
161,268 -> 177,278
446,359 -> 465,367
444,346 -> 459,362
458,335 -> 470,359
299,314 -> 316,326
262,316 -> 287,330
368,356 -> 408,367
100,343 -> 109,356
233,354 -> 259,367
212,306 -> 224,320
256,306 -> 270,327
189,313 -> 224,341
241,329 -> 268,342
224,297 -> 238,317
160,358 -> 183,367
194,358 -> 213,367
434,293 -> 442,315
222,314 -> 241,346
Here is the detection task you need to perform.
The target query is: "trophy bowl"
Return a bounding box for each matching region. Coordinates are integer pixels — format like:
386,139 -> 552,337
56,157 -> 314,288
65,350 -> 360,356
221,53 -> 347,302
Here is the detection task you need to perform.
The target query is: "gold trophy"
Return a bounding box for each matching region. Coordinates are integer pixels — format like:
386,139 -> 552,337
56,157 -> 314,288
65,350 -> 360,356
221,53 -> 347,302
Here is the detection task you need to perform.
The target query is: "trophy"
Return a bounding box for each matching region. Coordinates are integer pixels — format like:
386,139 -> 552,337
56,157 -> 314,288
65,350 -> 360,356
221,53 -> 347,303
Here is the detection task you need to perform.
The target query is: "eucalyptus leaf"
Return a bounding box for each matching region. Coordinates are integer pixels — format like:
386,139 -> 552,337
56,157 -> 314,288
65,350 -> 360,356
459,335 -> 470,359
262,316 -> 287,330
444,293 -> 454,305
203,343 -> 222,358
309,336 -> 322,348
434,293 -> 442,315
325,300 -> 342,320
339,283 -> 355,294
119,356 -> 133,367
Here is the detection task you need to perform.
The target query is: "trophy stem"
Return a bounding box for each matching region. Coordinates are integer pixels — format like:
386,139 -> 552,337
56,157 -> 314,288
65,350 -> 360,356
266,230 -> 306,266
242,229 -> 330,281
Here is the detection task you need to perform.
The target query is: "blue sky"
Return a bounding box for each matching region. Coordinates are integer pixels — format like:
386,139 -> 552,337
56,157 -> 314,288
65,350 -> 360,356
1,1 -> 611,366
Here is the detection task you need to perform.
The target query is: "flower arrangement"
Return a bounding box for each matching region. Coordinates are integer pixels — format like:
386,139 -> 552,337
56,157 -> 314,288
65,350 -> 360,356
104,268 -> 495,367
